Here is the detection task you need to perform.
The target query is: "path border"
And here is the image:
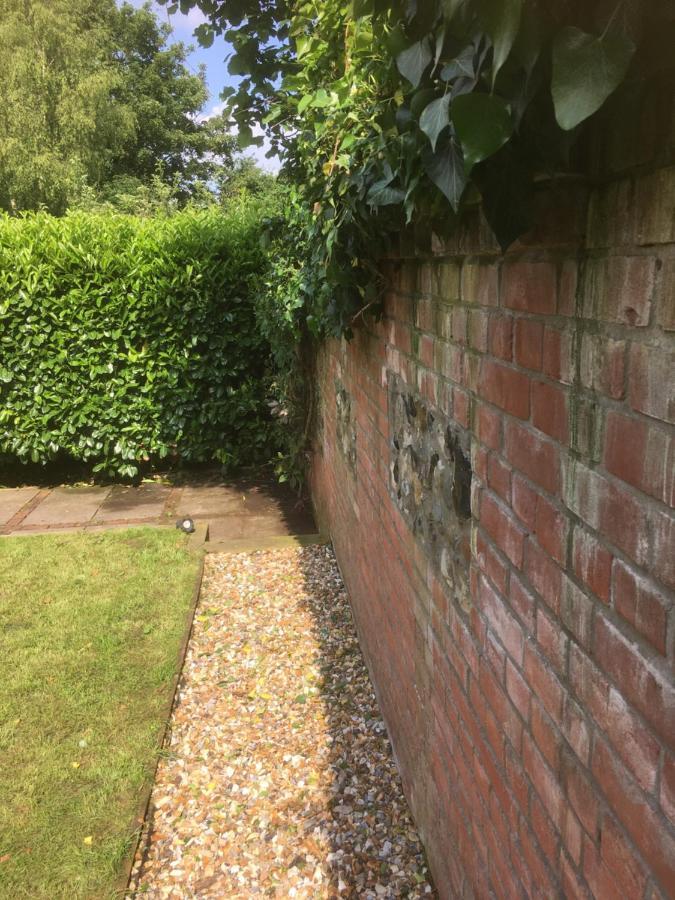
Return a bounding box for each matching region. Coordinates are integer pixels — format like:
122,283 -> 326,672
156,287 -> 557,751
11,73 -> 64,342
115,536 -> 206,898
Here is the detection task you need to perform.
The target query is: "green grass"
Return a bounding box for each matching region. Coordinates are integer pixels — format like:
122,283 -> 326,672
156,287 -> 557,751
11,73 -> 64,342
0,528 -> 201,899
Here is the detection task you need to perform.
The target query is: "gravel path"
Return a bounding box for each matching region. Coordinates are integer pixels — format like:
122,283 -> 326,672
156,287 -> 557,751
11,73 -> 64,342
130,544 -> 435,898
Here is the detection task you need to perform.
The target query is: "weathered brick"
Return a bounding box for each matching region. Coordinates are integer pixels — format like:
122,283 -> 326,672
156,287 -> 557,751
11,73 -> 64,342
478,572 -> 525,665
524,643 -> 564,724
543,326 -> 573,385
573,527 -> 612,603
628,342 -> 675,424
502,261 -> 557,314
480,492 -> 527,570
592,737 -> 675,893
579,333 -> 626,400
652,509 -> 675,590
460,261 -> 497,306
582,256 -> 655,326
635,166 -> 675,245
532,380 -> 569,444
505,420 -> 560,495
514,318 -> 544,371
478,360 -> 530,419
604,410 -> 674,505
488,313 -> 513,360
593,613 -> 675,746
613,559 -> 670,656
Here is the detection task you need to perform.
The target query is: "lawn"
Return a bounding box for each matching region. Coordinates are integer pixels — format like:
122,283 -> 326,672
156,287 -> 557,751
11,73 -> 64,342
0,528 -> 201,899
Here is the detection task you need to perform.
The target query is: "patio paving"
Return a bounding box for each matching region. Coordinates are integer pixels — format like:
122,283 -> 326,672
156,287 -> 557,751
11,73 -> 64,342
0,474 -> 316,545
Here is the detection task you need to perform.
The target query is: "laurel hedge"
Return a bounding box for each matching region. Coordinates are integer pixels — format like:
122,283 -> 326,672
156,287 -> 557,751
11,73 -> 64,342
0,207 -> 273,478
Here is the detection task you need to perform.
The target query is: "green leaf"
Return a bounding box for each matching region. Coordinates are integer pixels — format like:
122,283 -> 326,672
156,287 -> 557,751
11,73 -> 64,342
551,26 -> 635,130
477,0 -> 522,85
451,93 -> 513,171
366,180 -> 406,207
396,38 -> 432,88
419,94 -> 452,152
440,46 -> 475,82
422,139 -> 467,211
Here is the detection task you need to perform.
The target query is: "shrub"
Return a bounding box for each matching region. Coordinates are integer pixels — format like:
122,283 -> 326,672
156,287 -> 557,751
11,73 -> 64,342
0,205 -> 274,477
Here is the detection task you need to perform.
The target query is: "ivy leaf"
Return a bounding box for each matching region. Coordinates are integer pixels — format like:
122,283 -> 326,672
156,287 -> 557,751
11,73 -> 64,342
477,0 -> 522,86
551,27 -> 635,130
419,95 -> 451,151
451,93 -> 513,171
440,46 -> 475,82
366,181 -> 406,207
422,138 -> 466,211
474,146 -> 533,250
396,38 -> 433,88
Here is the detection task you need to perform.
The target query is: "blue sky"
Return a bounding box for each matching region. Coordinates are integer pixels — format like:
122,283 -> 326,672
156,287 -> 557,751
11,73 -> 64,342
125,0 -> 279,170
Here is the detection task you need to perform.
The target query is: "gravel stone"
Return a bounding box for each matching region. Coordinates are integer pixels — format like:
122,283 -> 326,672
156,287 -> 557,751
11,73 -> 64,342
130,545 -> 435,898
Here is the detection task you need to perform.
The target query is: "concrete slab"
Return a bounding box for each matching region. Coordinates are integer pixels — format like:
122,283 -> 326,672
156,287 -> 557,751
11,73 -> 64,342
176,485 -> 245,518
0,487 -> 40,526
93,483 -> 171,523
20,486 -> 111,528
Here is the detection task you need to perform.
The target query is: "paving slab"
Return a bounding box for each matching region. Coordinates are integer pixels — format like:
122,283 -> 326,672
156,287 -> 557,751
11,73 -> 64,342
93,483 -> 172,523
176,485 -> 246,518
0,488 -> 40,526
20,486 -> 111,528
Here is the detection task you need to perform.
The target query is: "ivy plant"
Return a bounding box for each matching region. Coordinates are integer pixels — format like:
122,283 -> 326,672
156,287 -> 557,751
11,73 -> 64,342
161,0 -> 670,336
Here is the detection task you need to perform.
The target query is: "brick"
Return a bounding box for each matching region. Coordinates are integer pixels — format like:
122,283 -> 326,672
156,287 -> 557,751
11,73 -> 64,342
506,658 -> 531,721
468,309 -> 488,352
524,538 -> 563,614
509,574 -> 536,635
478,573 -> 525,666
514,318 -> 544,371
604,411 -> 674,505
565,462 -> 650,567
579,333 -> 626,400
476,403 -> 501,450
480,492 -> 526,569
582,256 -> 655,326
572,527 -> 612,603
652,509 -> 675,590
569,644 -> 660,793
511,473 -> 537,530
532,699 -> 562,770
531,380 -> 569,444
475,530 -> 509,595
587,177 -> 635,249
557,260 -> 578,316
562,806 -> 583,865
543,327 -> 573,385
502,261 -> 557,314
563,754 -> 600,839
534,494 -> 568,565
505,420 -> 560,495
487,453 -> 511,502
593,613 -> 675,746
488,314 -> 513,360
461,261 -> 497,306
592,736 -> 675,893
635,165 -> 675,245
478,360 -> 530,419
524,643 -> 564,723
662,752 -> 675,825
561,579 -> 593,651
562,697 -> 590,765
628,342 -> 675,424
523,732 -> 563,826
602,814 -> 649,900
536,607 -> 568,674
613,559 -> 670,656
656,256 -> 675,331
437,261 -> 461,300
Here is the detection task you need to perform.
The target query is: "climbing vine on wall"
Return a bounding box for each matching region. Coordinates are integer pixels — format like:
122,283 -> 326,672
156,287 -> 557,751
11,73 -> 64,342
162,0 -> 670,336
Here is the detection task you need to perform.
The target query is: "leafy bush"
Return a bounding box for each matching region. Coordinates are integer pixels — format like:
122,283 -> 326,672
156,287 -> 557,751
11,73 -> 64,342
0,205 -> 274,477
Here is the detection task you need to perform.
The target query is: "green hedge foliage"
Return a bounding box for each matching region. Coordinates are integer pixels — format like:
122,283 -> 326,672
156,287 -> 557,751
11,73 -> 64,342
0,207 -> 273,477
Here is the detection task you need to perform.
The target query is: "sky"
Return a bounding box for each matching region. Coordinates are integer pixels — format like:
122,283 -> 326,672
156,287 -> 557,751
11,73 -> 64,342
125,0 -> 279,171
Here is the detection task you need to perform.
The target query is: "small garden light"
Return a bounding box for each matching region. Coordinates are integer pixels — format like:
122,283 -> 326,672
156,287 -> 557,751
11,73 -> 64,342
176,516 -> 196,534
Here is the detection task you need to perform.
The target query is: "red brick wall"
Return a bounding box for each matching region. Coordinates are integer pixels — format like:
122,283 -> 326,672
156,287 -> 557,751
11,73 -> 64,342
309,127 -> 675,894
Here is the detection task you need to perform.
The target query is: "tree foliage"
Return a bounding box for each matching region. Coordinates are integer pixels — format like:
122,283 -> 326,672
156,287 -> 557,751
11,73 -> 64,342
162,0 -> 673,335
0,0 -> 238,213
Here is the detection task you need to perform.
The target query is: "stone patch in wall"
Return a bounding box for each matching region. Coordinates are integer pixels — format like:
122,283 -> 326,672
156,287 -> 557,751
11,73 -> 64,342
335,379 -> 357,474
388,373 -> 472,609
